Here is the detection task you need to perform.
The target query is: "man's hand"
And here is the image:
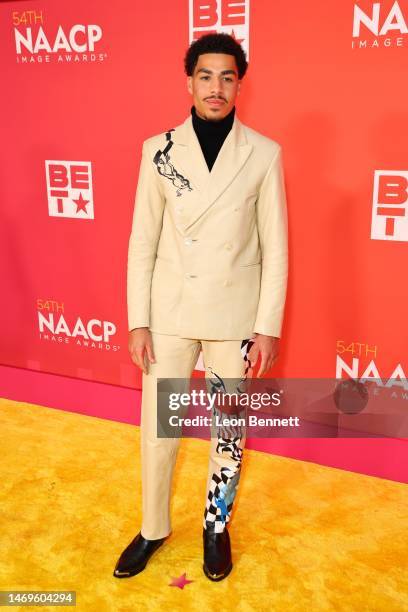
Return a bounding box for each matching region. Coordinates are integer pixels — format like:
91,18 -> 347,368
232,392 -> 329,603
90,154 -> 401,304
248,334 -> 280,377
128,327 -> 156,374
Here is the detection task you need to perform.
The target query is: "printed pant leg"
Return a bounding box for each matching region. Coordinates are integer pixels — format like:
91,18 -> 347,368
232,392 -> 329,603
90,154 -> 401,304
201,338 -> 254,533
140,332 -> 201,540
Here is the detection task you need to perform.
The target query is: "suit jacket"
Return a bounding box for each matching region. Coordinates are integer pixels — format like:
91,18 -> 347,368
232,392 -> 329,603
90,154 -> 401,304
127,112 -> 288,340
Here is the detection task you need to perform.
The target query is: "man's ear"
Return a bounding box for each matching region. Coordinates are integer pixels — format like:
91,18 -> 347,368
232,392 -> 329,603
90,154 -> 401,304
187,76 -> 193,95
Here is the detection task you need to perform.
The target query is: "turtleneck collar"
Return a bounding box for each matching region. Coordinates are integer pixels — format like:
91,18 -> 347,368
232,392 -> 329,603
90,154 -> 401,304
190,104 -> 236,172
191,104 -> 235,134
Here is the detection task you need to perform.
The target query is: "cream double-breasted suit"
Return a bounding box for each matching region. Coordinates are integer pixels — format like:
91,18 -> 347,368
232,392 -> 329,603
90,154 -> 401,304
126,110 -> 288,539
127,112 -> 288,340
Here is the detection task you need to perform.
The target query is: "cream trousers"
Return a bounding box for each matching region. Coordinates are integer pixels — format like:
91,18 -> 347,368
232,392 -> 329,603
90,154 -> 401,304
139,331 -> 252,539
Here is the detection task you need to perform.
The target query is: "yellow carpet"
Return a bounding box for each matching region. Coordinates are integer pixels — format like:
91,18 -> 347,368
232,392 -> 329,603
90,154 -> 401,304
1,398 -> 407,612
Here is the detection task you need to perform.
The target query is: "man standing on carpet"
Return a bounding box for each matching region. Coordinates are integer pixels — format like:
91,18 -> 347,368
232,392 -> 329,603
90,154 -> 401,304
114,33 -> 288,581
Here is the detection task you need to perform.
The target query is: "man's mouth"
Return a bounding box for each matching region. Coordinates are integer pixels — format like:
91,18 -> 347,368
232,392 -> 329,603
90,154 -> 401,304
205,98 -> 225,107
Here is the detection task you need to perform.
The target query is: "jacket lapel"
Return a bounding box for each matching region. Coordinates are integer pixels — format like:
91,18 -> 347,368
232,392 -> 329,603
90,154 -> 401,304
170,113 -> 253,231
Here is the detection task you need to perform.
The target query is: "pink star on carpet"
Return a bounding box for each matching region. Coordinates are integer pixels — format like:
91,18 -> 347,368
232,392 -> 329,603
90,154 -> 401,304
169,572 -> 194,589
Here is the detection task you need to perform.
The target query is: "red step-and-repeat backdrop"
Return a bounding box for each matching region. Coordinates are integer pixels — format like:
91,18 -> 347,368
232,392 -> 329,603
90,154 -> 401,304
1,1 -> 407,406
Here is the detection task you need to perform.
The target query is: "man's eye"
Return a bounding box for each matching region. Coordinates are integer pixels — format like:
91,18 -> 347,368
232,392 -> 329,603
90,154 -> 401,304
199,75 -> 233,81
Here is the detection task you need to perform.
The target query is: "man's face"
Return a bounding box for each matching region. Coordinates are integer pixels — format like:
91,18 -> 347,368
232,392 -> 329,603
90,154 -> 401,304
187,52 -> 241,121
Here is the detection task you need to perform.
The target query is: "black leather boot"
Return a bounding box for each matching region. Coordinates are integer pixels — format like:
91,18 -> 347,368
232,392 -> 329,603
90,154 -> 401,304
113,532 -> 167,578
203,525 -> 233,581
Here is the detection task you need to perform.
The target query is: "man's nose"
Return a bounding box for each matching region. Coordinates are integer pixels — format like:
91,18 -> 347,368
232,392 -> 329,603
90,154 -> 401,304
210,78 -> 223,96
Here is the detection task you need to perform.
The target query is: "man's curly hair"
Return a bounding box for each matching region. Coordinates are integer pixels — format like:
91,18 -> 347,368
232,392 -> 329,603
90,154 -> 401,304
184,33 -> 248,80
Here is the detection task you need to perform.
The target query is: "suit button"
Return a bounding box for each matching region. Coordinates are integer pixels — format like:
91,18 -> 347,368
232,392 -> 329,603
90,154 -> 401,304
185,273 -> 197,279
224,242 -> 233,251
184,238 -> 193,246
223,280 -> 231,287
176,206 -> 183,215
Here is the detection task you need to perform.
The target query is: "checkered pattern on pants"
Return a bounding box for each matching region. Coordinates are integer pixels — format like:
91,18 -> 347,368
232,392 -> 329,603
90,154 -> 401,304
203,338 -> 254,533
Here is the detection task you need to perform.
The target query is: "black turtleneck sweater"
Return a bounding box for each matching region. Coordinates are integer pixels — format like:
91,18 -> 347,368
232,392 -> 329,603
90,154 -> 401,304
191,104 -> 235,172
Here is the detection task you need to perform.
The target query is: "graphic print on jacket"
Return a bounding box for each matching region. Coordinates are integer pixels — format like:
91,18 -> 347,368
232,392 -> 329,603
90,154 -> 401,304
203,338 -> 254,533
153,128 -> 193,197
